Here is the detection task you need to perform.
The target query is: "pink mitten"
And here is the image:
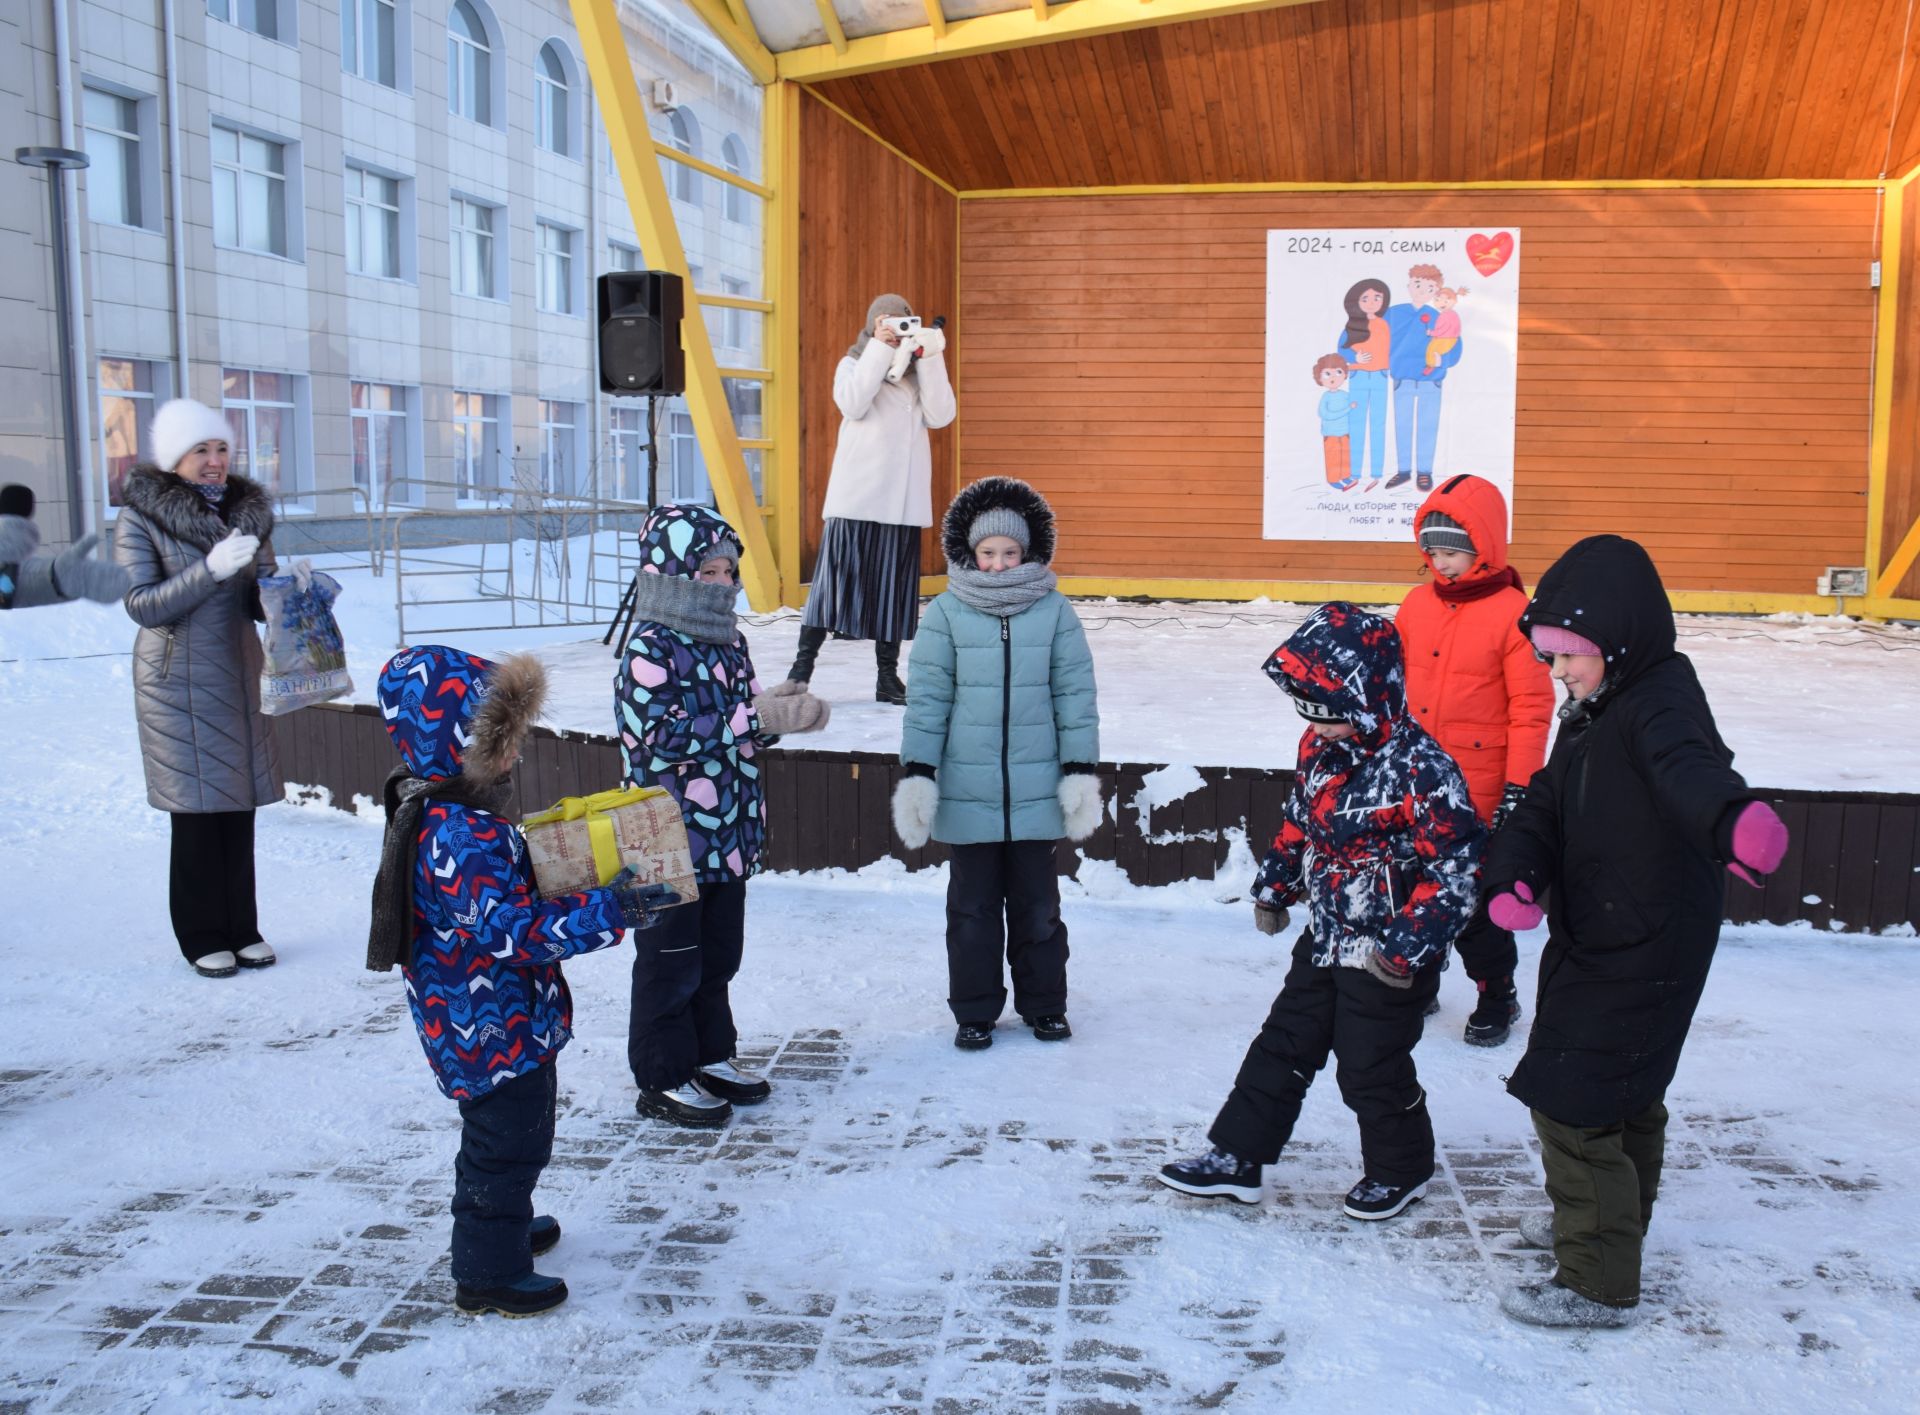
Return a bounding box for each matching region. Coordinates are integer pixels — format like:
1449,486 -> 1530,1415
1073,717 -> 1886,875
1727,800 -> 1788,887
1487,880 -> 1544,932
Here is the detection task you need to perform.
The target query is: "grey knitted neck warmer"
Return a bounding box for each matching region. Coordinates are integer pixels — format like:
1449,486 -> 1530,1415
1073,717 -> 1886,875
946,561 -> 1057,617
629,570 -> 739,644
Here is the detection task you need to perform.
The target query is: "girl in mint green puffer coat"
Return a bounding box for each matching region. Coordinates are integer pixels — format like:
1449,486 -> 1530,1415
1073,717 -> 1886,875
893,478 -> 1102,1052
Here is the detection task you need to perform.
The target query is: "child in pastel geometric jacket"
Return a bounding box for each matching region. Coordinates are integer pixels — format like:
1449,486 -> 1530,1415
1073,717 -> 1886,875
891,477 -> 1101,1051
369,644 -> 669,1319
1157,602 -> 1484,1222
1397,473 -> 1554,1046
615,504 -> 829,1129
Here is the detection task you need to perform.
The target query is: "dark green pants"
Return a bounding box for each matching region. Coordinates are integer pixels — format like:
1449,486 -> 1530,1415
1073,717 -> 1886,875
1531,1096 -> 1668,1307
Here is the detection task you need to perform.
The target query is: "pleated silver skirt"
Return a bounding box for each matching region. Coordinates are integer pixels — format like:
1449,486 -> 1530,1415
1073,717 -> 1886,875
802,517 -> 922,641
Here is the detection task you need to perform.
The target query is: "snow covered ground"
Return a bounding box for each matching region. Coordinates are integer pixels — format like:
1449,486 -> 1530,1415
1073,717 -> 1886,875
3,566 -> 1919,1412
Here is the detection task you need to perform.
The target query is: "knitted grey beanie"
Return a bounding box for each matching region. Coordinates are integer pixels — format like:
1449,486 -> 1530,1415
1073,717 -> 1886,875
1419,511 -> 1476,557
967,506 -> 1031,552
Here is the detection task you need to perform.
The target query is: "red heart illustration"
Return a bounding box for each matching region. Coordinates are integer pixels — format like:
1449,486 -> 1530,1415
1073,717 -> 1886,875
1465,231 -> 1514,277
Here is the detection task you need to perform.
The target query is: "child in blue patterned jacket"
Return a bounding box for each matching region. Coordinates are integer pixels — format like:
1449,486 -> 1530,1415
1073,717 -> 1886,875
615,504 -> 831,1130
369,644 -> 670,1318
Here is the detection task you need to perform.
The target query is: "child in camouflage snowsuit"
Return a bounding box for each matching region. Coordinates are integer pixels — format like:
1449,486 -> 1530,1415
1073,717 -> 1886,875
1157,602 -> 1484,1220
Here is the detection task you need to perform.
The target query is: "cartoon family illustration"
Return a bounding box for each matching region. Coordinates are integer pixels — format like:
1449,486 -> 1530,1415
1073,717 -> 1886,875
1315,264 -> 1467,494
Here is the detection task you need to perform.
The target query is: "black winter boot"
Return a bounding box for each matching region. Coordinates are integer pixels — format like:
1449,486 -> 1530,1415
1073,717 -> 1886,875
1464,975 -> 1521,1047
787,626 -> 827,684
875,640 -> 907,705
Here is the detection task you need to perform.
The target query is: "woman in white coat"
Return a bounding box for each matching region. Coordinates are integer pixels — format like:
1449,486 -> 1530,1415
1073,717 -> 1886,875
786,293 -> 955,704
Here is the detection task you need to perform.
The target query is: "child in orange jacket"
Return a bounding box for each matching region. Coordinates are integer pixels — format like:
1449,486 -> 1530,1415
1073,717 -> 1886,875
1396,474 -> 1554,1045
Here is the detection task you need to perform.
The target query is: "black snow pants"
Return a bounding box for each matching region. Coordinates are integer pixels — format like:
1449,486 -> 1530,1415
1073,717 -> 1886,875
945,840 -> 1069,1023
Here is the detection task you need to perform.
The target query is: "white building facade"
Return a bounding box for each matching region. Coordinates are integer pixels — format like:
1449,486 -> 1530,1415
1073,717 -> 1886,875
3,0 -> 762,544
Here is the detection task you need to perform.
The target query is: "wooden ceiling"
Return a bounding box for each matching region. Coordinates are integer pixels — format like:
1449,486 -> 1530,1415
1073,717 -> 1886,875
807,0 -> 1920,188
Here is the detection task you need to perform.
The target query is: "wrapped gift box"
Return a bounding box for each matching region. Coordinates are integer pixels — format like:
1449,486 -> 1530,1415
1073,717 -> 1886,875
522,786 -> 699,906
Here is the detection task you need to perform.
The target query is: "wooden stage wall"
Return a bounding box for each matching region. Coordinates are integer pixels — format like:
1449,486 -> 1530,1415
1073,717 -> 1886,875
956,188 -> 1879,597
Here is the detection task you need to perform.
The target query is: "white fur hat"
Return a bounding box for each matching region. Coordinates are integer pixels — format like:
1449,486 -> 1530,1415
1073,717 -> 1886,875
149,398 -> 232,474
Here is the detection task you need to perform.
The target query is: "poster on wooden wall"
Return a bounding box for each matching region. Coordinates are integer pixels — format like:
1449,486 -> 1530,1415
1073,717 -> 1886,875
1262,228 -> 1521,542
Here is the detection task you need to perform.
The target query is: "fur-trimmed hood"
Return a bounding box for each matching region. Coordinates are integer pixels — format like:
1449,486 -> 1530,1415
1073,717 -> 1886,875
941,477 -> 1057,567
377,644 -> 547,785
122,463 -> 273,552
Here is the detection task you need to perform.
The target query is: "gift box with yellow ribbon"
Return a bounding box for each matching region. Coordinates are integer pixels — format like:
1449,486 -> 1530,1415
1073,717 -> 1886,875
522,786 -> 699,906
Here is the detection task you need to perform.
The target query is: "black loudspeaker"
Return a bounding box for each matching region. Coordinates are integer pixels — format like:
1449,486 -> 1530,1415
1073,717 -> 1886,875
597,271 -> 685,396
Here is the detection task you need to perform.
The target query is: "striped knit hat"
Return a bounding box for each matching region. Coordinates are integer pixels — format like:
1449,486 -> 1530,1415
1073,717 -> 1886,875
1419,510 -> 1476,557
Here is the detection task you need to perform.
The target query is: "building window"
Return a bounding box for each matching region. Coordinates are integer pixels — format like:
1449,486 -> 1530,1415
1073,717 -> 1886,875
83,87 -> 146,228
343,0 -> 398,88
207,0 -> 280,42
667,409 -> 705,503
720,275 -> 750,353
221,368 -> 305,504
345,164 -> 402,278
452,391 -> 502,501
538,400 -> 579,497
536,220 -> 575,315
535,42 -> 571,157
451,194 -> 499,298
98,357 -> 169,509
212,124 -> 290,257
447,0 -> 493,126
666,108 -> 700,204
721,133 -> 748,223
608,403 -> 650,503
607,240 -> 643,273
350,381 -> 411,505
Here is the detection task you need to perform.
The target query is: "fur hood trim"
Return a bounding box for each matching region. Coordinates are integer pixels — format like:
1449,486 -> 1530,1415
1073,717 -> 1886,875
122,463 -> 274,552
941,477 -> 1057,567
465,652 -> 547,783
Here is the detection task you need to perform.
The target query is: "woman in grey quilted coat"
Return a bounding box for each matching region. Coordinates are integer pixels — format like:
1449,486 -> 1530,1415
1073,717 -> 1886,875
113,398 -> 282,978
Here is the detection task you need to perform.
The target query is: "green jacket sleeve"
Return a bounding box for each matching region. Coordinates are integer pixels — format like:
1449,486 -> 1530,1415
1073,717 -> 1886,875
900,596 -> 956,770
1049,598 -> 1100,765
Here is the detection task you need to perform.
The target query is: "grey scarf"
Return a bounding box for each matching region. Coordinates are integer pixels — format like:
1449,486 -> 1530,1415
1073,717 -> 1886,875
367,765 -> 515,972
629,570 -> 738,645
946,561 -> 1057,617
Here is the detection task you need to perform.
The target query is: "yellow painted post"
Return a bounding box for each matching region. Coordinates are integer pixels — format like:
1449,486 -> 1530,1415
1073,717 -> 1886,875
1866,176 -> 1904,590
570,0 -> 781,609
765,80 -> 805,608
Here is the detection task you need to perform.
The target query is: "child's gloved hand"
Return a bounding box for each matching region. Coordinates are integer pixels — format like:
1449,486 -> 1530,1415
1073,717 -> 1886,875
1491,782 -> 1527,833
52,533 -> 133,603
1487,880 -> 1544,932
754,679 -> 830,735
891,772 -> 939,850
607,868 -> 677,929
1724,800 -> 1788,886
1252,901 -> 1288,936
1362,948 -> 1414,989
1056,768 -> 1102,841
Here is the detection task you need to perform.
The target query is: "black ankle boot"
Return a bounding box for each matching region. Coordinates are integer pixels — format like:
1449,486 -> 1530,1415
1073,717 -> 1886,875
787,626 -> 827,684
1465,975 -> 1521,1047
875,640 -> 907,705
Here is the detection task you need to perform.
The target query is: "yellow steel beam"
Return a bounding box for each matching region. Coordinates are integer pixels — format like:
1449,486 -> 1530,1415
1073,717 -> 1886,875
921,0 -> 948,39
721,0 -> 751,32
717,366 -> 773,382
655,140 -> 772,198
681,0 -> 777,85
775,0 -> 1322,81
814,0 -> 849,54
699,293 -> 774,313
803,85 -> 960,194
1874,511 -> 1920,598
571,0 -> 781,609
766,80 -> 805,606
1050,578 -> 1871,618
1867,176 -> 1904,585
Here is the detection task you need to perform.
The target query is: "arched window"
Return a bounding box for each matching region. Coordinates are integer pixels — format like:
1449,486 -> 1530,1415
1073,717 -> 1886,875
721,133 -> 748,223
667,108 -> 701,205
535,41 -> 571,157
447,1 -> 493,126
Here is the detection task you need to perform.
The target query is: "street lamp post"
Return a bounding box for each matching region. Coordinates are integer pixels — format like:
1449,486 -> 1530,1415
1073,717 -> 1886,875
16,145 -> 91,538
